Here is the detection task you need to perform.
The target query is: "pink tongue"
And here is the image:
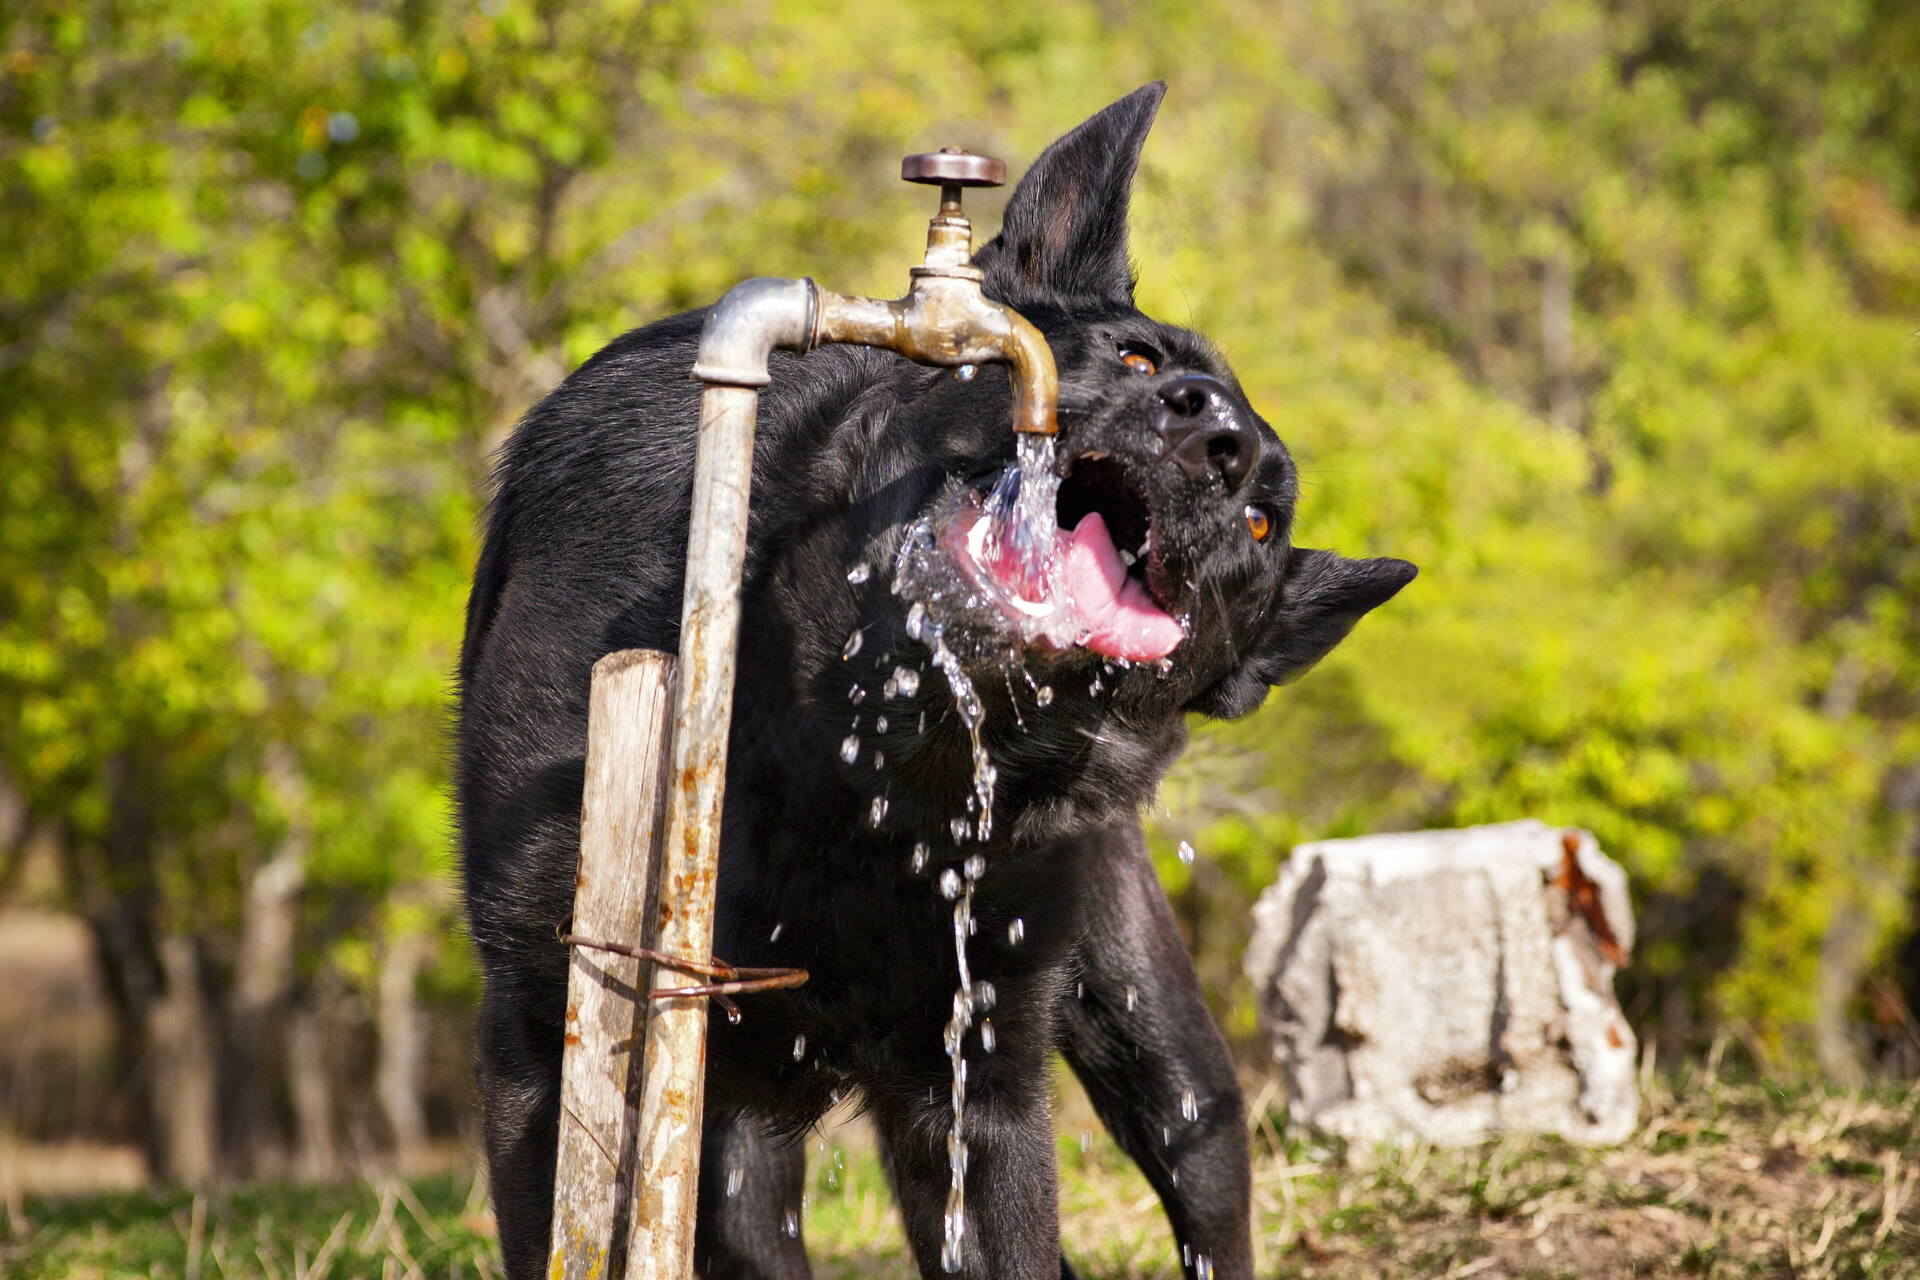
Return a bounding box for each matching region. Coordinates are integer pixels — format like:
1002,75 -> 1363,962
1060,512 -> 1184,661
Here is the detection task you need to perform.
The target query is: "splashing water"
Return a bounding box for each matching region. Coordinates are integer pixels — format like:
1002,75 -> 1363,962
910,615 -> 998,1273
888,481 -> 1068,1276
940,860 -> 978,1274
977,434 -> 1061,605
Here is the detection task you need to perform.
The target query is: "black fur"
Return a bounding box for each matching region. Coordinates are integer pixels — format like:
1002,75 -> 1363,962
458,83 -> 1415,1280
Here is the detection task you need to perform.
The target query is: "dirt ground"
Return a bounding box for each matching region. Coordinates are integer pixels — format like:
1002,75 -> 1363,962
5,1066 -> 1917,1279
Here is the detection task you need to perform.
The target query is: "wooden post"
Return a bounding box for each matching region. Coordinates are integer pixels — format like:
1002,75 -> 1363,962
549,650 -> 677,1280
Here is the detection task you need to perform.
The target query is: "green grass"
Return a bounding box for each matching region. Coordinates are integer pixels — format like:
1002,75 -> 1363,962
6,1072 -> 1918,1279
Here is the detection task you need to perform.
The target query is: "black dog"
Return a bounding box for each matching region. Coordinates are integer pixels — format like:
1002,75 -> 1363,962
458,83 -> 1414,1280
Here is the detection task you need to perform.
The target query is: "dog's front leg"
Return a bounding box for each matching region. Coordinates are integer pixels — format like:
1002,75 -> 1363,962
869,1047 -> 1063,1280
1061,824 -> 1253,1280
694,1109 -> 812,1280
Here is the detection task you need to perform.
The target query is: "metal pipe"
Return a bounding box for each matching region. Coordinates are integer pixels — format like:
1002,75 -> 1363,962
611,273 -> 820,1280
571,148 -> 1053,1280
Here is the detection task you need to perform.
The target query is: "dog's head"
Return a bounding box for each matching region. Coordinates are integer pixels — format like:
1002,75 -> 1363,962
779,84 -> 1415,845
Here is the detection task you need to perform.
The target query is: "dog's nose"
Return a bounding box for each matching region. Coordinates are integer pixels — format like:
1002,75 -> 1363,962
1153,375 -> 1259,490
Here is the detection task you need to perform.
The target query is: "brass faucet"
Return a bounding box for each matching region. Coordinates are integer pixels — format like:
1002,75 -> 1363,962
813,148 -> 1060,435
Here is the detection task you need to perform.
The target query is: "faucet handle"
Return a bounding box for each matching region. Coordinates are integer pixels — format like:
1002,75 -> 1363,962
901,148 -> 1005,189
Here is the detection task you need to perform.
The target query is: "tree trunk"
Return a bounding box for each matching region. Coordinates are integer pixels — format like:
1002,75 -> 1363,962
224,744 -> 309,1176
286,994 -> 341,1180
147,935 -> 222,1185
1540,246 -> 1579,433
377,929 -> 429,1172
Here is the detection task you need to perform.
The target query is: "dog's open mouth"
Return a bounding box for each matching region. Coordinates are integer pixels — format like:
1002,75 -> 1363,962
940,455 -> 1185,662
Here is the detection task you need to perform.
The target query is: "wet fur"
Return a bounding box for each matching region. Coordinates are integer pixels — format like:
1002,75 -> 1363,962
458,83 -> 1415,1280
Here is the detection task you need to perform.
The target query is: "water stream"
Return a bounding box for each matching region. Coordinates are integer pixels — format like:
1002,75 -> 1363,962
978,434 -> 1062,605
857,439 -> 1063,1273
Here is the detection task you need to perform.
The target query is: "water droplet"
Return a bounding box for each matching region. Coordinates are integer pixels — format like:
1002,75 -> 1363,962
875,715 -> 889,733
1183,1243 -> 1192,1268
1080,1129 -> 1092,1154
784,1208 -> 800,1238
1036,685 -> 1054,707
1007,917 -> 1025,945
1119,548 -> 1136,566
1076,981 -> 1085,1000
769,922 -> 784,943
972,981 -> 995,1012
793,1035 -> 807,1061
906,602 -> 927,640
1089,675 -> 1103,695
886,666 -> 922,698
1125,984 -> 1138,1012
1181,1089 -> 1199,1123
847,562 -> 871,584
842,630 -> 864,660
911,842 -> 931,873
939,869 -> 962,900
840,734 -> 860,764
955,363 -> 977,382
949,817 -> 970,843
963,854 -> 985,881
727,1166 -> 743,1197
868,795 -> 888,827
1196,1252 -> 1213,1280
1178,840 -> 1196,865
980,1019 -> 996,1053
849,684 -> 867,705
874,751 -> 886,770
725,1005 -> 742,1025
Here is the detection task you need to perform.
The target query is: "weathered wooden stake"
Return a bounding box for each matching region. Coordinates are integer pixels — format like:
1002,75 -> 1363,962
549,649 -> 676,1280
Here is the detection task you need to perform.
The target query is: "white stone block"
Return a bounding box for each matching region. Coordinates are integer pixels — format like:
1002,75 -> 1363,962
1245,820 -> 1638,1147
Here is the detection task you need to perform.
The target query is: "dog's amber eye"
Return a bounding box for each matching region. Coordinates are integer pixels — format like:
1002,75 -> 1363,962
1244,504 -> 1274,542
1120,348 -> 1158,376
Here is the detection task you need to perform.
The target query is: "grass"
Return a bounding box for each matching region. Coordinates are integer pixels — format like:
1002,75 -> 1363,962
5,1069 -> 1918,1279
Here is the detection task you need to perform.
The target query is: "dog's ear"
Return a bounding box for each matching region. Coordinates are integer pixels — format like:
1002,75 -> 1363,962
976,82 -> 1165,308
1191,549 -> 1418,720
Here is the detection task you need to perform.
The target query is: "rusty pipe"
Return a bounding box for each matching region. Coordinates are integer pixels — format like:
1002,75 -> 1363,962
602,150 -> 1054,1279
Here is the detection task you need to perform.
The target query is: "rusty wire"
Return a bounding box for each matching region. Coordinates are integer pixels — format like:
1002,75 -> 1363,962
560,932 -> 809,1023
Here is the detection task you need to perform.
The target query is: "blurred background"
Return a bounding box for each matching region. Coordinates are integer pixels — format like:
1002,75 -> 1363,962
2,0 -> 1917,1201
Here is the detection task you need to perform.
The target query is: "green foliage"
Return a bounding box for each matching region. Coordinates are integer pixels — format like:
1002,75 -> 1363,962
1,0 -> 1915,1077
